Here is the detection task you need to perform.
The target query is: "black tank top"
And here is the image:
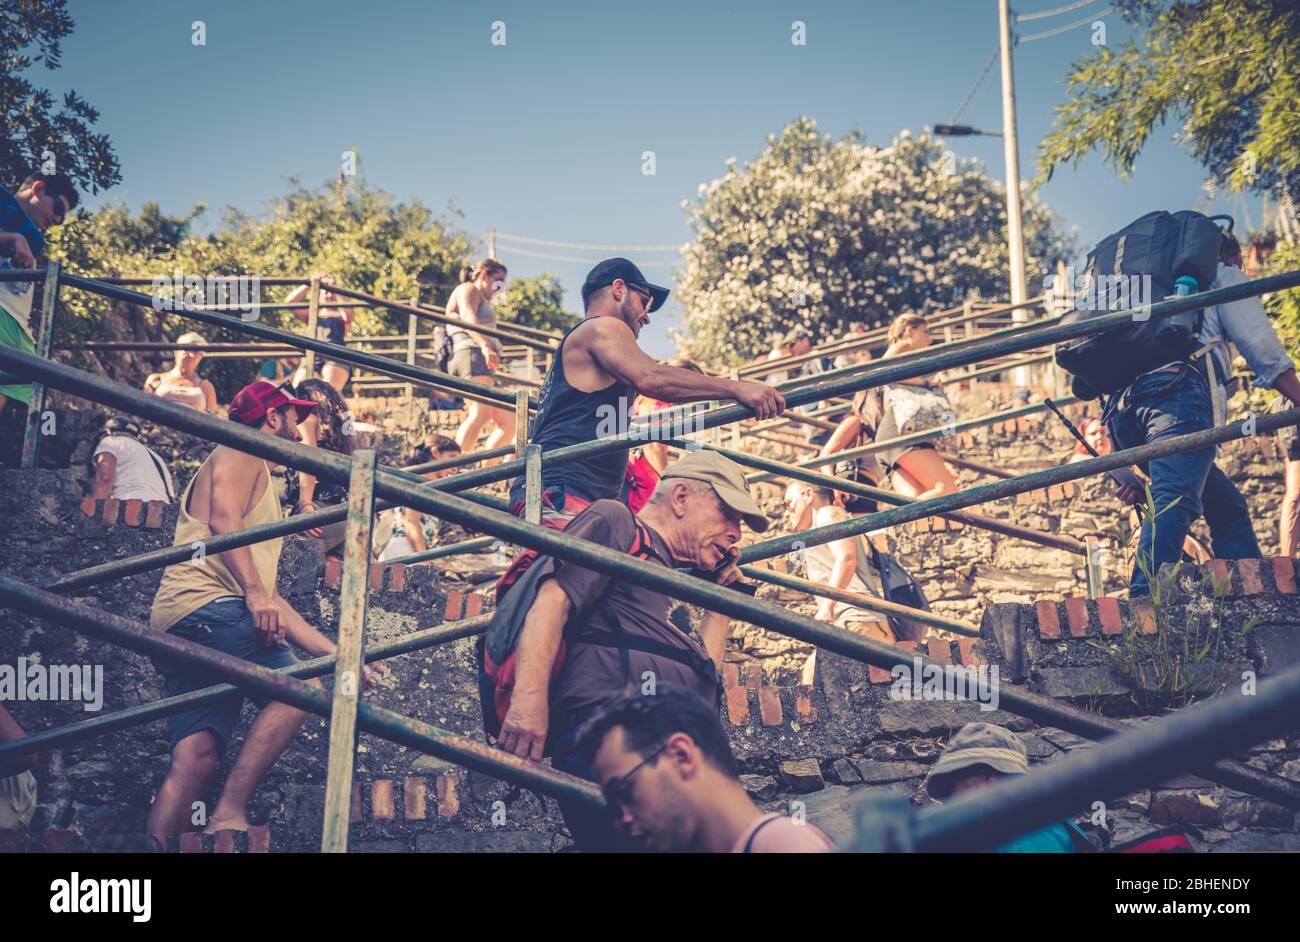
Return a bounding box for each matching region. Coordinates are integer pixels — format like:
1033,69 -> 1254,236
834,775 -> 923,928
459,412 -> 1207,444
510,322 -> 634,504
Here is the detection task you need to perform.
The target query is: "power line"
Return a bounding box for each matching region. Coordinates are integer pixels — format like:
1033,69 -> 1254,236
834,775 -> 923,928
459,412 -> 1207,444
494,231 -> 682,253
1019,7 -> 1111,43
500,245 -> 676,269
1016,0 -> 1097,22
950,46 -> 1000,125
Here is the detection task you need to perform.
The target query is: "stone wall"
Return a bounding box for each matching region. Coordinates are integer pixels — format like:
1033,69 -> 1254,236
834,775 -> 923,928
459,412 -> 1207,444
2,459 -> 1298,853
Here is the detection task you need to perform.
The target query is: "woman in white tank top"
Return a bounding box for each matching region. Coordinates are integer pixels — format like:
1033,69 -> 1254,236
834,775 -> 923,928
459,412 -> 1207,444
144,330 -> 218,412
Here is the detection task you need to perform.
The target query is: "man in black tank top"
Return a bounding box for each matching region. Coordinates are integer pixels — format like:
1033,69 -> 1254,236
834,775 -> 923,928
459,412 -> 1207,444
509,258 -> 786,526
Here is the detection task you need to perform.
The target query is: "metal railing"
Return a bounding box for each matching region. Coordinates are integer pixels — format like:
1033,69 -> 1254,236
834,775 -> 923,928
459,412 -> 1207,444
2,265 -> 1300,852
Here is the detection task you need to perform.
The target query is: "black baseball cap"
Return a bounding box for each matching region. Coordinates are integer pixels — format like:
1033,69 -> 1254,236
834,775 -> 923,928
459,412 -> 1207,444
581,257 -> 669,313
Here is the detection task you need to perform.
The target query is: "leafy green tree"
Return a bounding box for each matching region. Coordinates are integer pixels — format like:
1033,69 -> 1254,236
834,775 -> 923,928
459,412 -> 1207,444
46,181 -> 572,398
1035,1 -> 1300,204
0,0 -> 119,192
676,118 -> 1073,365
492,273 -> 577,334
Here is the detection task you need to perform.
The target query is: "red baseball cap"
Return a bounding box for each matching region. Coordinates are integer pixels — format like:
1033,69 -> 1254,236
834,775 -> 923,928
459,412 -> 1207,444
228,379 -> 316,426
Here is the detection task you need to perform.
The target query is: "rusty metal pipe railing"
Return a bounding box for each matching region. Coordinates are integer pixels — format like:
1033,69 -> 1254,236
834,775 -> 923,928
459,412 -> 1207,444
6,342 -> 1299,807
0,578 -> 601,806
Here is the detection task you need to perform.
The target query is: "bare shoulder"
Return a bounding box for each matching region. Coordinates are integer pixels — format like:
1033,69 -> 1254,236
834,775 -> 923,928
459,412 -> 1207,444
211,445 -> 262,480
574,315 -> 634,348
815,504 -> 850,526
143,373 -> 162,390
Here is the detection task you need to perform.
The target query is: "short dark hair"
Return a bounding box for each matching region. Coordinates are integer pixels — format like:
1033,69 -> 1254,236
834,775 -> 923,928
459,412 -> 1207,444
808,484 -> 836,504
574,684 -> 738,776
21,172 -> 79,212
583,284 -> 610,312
1220,233 -> 1243,265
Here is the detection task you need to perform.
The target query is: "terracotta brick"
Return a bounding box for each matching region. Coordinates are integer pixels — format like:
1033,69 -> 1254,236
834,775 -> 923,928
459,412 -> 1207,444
324,556 -> 343,590
915,516 -> 931,533
897,640 -> 917,654
1062,481 -> 1076,499
947,517 -> 963,531
123,499 -> 144,527
867,663 -> 893,684
404,777 -> 427,820
350,782 -> 363,823
1096,597 -> 1122,635
247,824 -> 271,853
436,774 -> 460,817
79,496 -> 97,517
444,590 -> 464,621
744,663 -> 763,689
926,639 -> 952,664
1035,600 -> 1062,640
368,562 -> 384,591
1237,558 -> 1264,595
145,500 -> 166,528
1272,557 -> 1297,594
957,638 -> 980,666
179,832 -> 204,854
724,663 -> 741,688
1047,484 -> 1064,502
931,516 -> 948,532
1015,490 -> 1033,506
758,686 -> 783,726
1131,600 -> 1157,635
726,685 -> 750,725
794,685 -> 818,723
387,564 -> 405,593
101,497 -> 120,524
1207,559 -> 1232,595
371,780 -> 395,820
1064,597 -> 1089,637
1016,417 -> 1032,433
213,829 -> 236,853
466,593 -> 483,618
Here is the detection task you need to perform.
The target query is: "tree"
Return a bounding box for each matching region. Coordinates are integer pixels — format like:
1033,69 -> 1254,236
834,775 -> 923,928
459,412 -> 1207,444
45,181 -> 572,399
0,0 -> 120,192
675,118 -> 1074,365
1034,0 -> 1300,206
492,273 -> 577,334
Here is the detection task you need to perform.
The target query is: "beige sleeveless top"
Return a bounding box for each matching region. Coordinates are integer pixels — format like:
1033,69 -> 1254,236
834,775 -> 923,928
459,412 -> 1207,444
151,373 -> 208,410
149,454 -> 283,632
448,287 -> 502,354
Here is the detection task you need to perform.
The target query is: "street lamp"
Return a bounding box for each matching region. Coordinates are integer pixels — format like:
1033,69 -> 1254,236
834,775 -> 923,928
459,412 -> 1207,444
933,124 -> 1003,138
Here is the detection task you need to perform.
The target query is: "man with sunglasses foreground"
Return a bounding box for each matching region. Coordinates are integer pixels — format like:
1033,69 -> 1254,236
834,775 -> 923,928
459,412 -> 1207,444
576,685 -> 833,852
508,257 -> 786,528
0,171 -> 79,424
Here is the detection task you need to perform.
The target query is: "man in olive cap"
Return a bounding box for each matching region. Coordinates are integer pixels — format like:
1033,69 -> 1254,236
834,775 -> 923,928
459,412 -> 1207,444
927,722 -> 1089,853
493,450 -> 770,850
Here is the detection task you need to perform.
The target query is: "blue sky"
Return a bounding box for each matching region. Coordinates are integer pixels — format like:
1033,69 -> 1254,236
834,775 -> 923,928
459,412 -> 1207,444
41,0 -> 1263,356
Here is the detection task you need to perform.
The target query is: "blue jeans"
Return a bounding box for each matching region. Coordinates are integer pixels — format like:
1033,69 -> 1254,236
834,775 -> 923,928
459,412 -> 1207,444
1108,368 -> 1259,596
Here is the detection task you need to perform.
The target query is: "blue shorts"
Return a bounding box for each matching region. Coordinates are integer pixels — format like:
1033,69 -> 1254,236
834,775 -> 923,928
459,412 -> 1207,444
153,597 -> 300,755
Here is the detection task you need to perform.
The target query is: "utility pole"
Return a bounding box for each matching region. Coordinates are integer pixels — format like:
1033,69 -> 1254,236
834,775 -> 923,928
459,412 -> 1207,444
997,0 -> 1031,387
486,228 -> 497,260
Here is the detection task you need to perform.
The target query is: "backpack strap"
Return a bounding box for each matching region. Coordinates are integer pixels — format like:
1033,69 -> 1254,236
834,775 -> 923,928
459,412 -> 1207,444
742,814 -> 781,854
144,445 -> 175,502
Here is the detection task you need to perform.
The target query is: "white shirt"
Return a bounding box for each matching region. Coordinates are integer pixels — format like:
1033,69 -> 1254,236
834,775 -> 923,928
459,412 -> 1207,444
93,435 -> 174,502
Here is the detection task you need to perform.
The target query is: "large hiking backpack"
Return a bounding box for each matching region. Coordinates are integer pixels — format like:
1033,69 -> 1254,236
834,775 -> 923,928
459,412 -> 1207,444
1054,210 -> 1232,400
476,513 -> 718,741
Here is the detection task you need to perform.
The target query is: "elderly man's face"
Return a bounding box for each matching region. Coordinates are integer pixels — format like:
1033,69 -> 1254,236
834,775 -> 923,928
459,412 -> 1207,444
679,483 -> 742,570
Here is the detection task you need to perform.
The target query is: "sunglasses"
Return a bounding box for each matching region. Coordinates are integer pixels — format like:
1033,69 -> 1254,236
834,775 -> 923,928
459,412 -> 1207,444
602,742 -> 667,816
623,281 -> 653,309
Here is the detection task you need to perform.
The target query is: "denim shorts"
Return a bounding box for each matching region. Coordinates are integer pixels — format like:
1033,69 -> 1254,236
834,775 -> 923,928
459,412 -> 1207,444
153,597 -> 300,755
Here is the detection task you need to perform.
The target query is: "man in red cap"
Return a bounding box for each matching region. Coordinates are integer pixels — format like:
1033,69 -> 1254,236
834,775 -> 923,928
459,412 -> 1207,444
145,380 -> 364,847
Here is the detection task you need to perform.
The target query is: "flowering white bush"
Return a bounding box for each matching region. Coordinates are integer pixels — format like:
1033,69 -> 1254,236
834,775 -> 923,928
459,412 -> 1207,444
675,118 -> 1075,364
